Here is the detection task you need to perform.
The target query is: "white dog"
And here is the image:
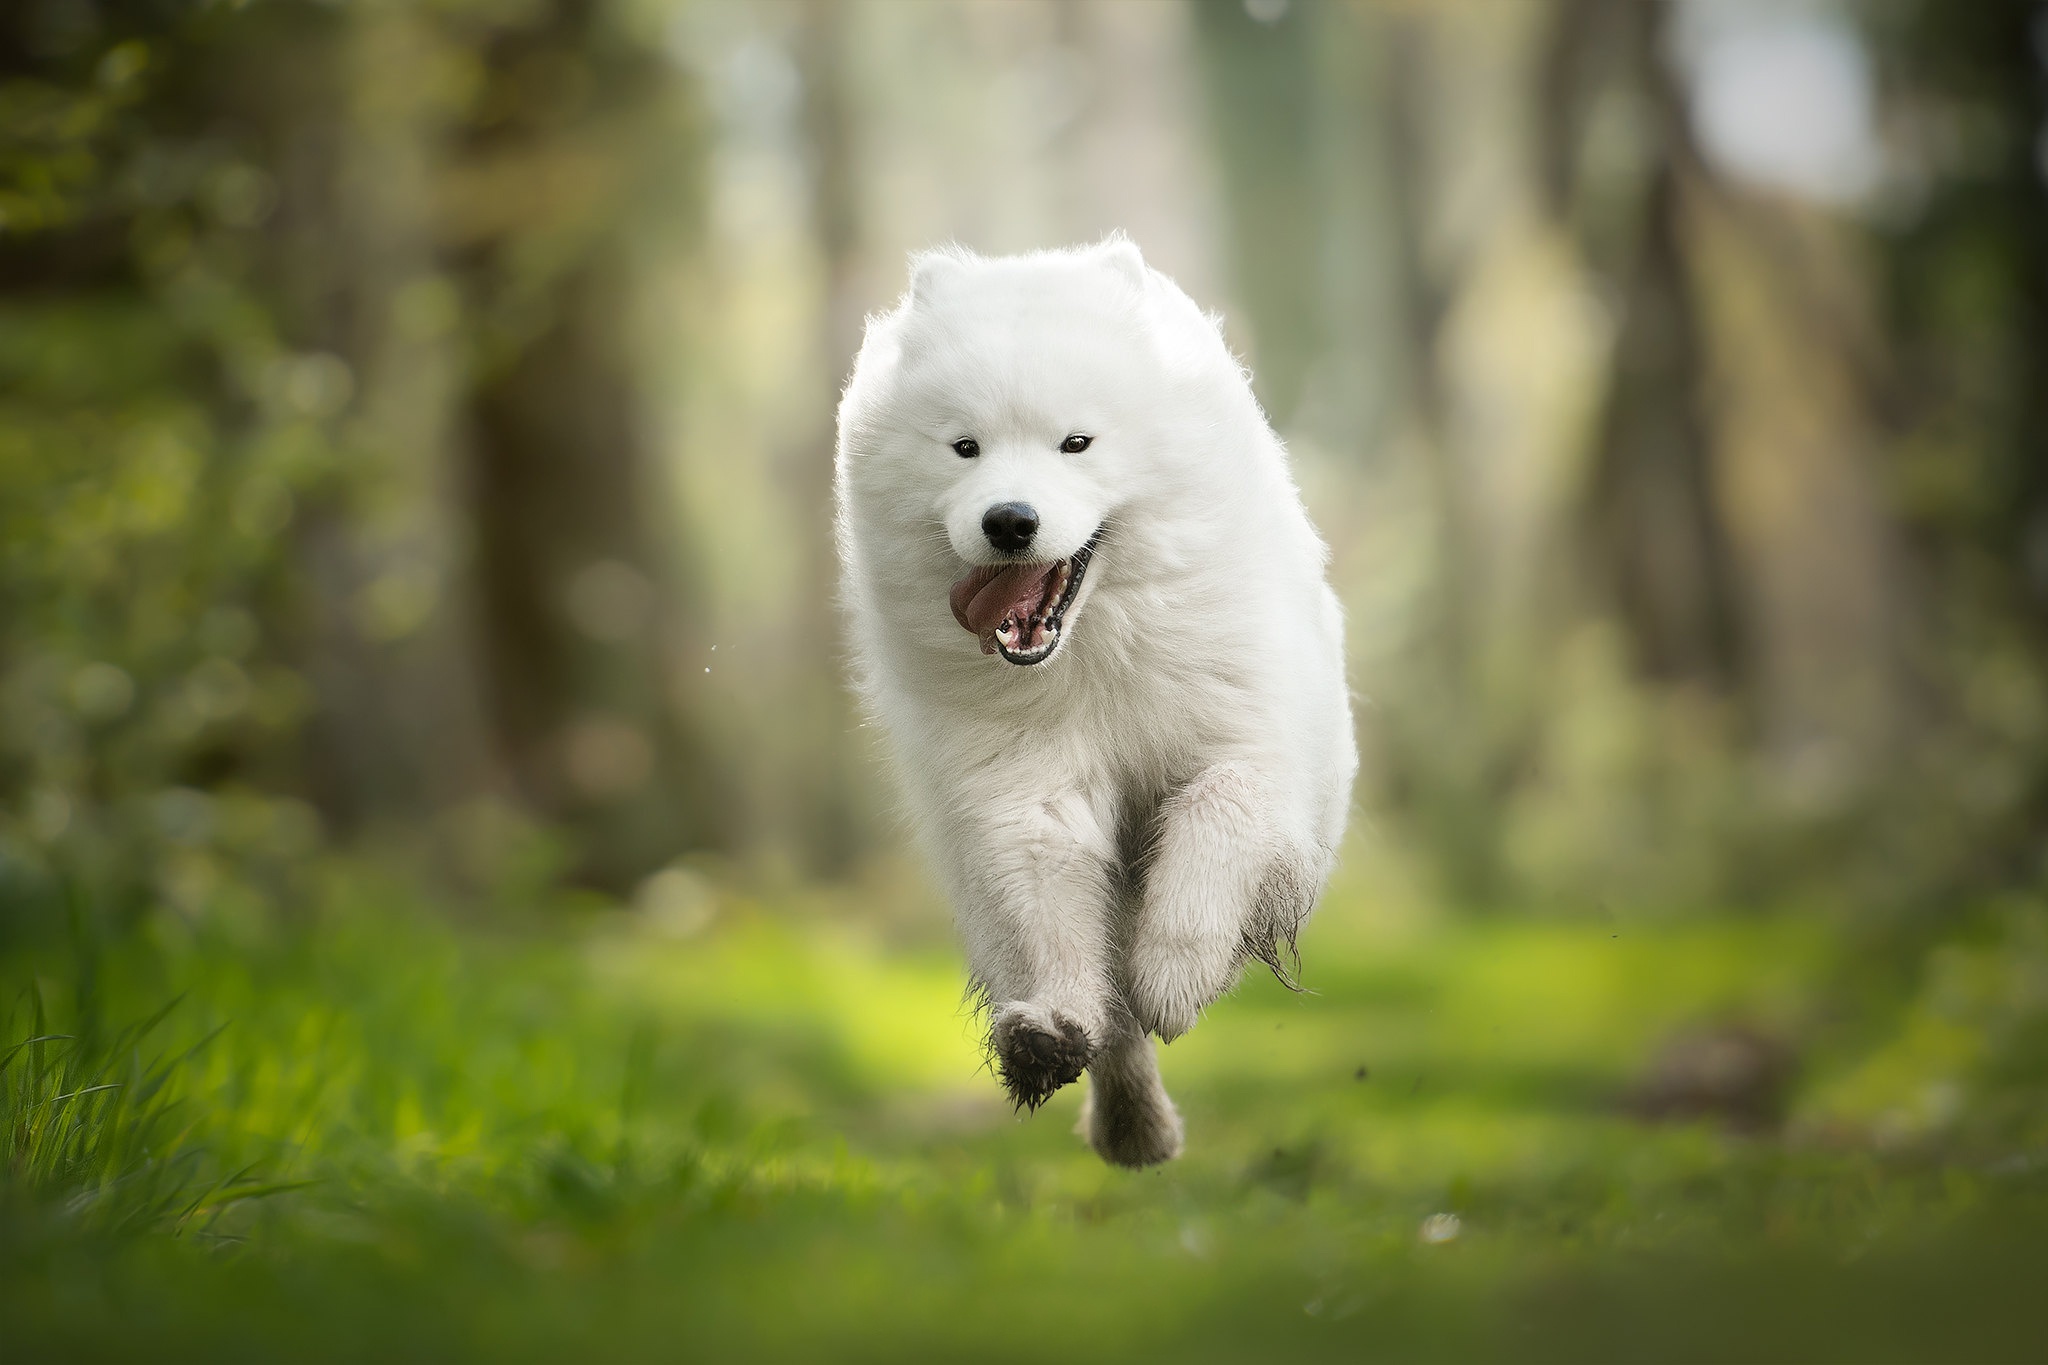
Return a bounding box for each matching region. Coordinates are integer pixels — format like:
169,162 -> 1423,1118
834,237 -> 1355,1166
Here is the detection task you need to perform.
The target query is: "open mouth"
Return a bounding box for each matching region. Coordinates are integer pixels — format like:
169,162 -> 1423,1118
947,532 -> 1100,666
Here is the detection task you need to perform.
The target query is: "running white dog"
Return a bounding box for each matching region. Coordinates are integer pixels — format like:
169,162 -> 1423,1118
834,237 -> 1355,1166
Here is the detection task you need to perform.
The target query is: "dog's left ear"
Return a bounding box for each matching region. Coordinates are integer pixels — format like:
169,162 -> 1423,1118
909,247 -> 971,307
1095,234 -> 1149,288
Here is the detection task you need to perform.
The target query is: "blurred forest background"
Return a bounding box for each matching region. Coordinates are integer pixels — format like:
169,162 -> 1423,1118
5,0 -> 2048,1357
9,0 -> 2048,913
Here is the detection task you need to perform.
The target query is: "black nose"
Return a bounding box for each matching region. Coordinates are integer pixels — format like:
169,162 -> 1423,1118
982,502 -> 1039,554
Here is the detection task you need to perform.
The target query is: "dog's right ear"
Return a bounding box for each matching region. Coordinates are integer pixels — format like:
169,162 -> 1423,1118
908,247 -> 971,306
1094,233 -> 1149,288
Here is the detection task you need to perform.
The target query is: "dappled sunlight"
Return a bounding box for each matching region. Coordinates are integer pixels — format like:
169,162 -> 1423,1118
592,919 -> 984,1094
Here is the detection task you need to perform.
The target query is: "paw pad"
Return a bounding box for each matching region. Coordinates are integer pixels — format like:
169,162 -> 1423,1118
992,1008 -> 1093,1110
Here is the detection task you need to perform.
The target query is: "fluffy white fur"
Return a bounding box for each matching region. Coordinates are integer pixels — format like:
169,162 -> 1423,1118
834,237 -> 1356,1167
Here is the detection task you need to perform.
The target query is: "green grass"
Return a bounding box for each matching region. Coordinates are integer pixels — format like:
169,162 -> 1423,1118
3,863 -> 2045,1362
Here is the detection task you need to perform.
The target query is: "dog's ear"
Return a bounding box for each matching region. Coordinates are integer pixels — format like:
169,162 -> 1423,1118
908,247 -> 972,306
1095,234 -> 1149,288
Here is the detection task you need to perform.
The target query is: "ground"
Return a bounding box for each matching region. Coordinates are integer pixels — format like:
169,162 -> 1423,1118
3,860 -> 2044,1362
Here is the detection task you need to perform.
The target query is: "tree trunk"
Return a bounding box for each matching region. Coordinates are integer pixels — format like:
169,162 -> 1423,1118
454,0 -> 724,891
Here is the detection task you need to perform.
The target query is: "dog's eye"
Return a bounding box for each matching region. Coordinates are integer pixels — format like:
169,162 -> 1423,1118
1060,434 -> 1093,454
952,438 -> 980,458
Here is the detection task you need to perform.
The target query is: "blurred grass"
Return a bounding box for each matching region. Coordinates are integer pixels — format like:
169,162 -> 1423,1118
4,867 -> 2045,1362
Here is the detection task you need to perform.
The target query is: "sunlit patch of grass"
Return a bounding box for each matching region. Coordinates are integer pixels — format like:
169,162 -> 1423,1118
585,915 -> 990,1097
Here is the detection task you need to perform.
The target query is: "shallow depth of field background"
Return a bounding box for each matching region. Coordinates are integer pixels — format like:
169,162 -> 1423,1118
5,1 -> 2048,1359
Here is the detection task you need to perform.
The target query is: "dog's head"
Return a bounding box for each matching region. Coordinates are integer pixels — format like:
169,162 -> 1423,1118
838,237 -> 1249,668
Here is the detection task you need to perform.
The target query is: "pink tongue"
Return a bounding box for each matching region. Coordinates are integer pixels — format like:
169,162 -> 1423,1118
949,562 -> 1056,639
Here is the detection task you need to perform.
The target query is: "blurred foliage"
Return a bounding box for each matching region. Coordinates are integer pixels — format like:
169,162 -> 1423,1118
1,2 -> 338,939
0,0 -> 716,919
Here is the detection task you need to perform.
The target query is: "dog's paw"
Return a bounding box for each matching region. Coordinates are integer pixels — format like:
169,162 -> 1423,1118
1079,1081 -> 1185,1168
1128,929 -> 1242,1042
991,1002 -> 1095,1110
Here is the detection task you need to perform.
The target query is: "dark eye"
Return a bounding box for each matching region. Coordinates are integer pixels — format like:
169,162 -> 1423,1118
952,437 -> 979,458
1060,434 -> 1093,454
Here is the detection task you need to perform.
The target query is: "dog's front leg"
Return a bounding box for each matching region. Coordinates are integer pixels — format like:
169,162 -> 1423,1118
948,786 -> 1122,1111
1129,760 -> 1317,1041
